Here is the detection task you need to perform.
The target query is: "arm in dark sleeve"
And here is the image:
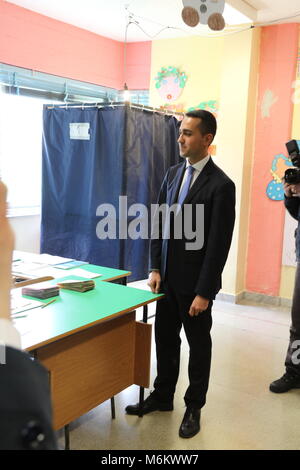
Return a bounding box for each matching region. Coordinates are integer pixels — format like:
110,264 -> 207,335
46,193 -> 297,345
284,195 -> 300,221
0,346 -> 57,450
149,169 -> 170,271
195,180 -> 236,299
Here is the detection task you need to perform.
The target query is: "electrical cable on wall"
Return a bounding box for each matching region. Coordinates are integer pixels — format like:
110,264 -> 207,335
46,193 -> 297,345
122,4 -> 300,40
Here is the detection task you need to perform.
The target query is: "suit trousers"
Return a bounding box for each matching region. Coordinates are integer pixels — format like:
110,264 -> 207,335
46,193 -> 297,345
285,262 -> 300,375
152,281 -> 213,409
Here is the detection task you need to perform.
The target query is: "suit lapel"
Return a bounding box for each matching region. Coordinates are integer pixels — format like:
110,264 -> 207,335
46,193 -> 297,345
184,157 -> 214,204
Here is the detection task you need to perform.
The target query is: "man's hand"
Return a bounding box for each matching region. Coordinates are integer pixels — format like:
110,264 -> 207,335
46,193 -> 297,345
284,182 -> 300,197
147,271 -> 161,294
189,295 -> 209,317
0,181 -> 14,320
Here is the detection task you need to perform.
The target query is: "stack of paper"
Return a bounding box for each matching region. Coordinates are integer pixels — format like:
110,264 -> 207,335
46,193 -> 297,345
22,281 -> 60,299
57,279 -> 95,293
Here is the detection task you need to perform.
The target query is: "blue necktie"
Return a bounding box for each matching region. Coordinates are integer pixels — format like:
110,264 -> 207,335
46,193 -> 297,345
177,165 -> 195,208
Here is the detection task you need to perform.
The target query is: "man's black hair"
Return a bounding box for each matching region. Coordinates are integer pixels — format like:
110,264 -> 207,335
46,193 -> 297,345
185,109 -> 217,140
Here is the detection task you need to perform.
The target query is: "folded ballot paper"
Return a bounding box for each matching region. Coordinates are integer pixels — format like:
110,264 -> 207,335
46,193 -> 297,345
22,281 -> 60,299
57,279 -> 95,293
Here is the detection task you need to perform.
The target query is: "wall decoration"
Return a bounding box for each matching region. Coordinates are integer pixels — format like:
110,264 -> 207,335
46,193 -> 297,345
207,12 -> 225,31
261,89 -> 278,118
182,0 -> 226,31
159,99 -> 219,116
188,100 -> 218,116
181,6 -> 199,27
159,103 -> 186,115
266,153 -> 293,201
155,67 -> 187,102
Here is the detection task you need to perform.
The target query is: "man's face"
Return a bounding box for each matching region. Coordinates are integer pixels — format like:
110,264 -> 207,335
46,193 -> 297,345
178,117 -> 213,162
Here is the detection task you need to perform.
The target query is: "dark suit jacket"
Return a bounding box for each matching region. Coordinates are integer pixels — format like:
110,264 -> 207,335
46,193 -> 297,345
150,157 -> 236,300
284,195 -> 300,261
0,346 -> 57,450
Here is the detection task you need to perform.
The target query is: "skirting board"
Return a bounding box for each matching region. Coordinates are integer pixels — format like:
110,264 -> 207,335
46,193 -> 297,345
216,291 -> 292,308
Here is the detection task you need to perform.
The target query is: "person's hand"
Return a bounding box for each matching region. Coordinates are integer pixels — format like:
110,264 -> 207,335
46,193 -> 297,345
284,182 -> 300,197
0,181 -> 14,320
147,271 -> 161,294
189,295 -> 209,317
283,182 -> 293,198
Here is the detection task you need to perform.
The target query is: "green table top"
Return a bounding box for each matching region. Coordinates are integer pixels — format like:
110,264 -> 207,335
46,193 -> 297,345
18,279 -> 162,351
76,263 -> 131,281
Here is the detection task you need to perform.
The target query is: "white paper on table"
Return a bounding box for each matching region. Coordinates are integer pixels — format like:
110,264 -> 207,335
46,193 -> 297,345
66,268 -> 102,279
13,317 -> 32,336
10,289 -> 43,315
38,254 -> 73,265
12,261 -> 49,274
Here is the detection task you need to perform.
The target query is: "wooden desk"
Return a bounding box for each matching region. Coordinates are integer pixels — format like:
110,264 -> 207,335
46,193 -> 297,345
19,280 -> 161,431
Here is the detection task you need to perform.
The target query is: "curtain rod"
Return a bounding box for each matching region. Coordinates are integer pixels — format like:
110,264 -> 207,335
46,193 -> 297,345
46,101 -> 184,117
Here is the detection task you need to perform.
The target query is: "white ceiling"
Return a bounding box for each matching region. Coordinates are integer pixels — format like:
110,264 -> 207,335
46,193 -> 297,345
6,0 -> 300,42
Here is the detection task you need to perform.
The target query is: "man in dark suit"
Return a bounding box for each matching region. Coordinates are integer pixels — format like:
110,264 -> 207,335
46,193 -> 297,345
126,110 -> 236,438
0,180 -> 57,450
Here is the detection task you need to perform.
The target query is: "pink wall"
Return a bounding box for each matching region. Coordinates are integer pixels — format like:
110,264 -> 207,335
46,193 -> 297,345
246,24 -> 299,296
0,0 -> 151,90
126,42 -> 151,90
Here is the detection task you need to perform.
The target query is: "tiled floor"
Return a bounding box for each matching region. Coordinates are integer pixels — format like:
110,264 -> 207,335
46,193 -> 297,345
57,280 -> 300,450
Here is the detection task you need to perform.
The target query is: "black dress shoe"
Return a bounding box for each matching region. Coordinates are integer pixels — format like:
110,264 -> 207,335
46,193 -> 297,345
125,394 -> 173,416
269,372 -> 300,393
179,407 -> 201,438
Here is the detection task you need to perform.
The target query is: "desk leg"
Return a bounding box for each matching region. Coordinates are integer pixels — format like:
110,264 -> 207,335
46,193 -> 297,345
110,397 -> 116,419
110,276 -> 127,417
138,305 -> 148,418
64,425 -> 70,450
142,305 -> 148,323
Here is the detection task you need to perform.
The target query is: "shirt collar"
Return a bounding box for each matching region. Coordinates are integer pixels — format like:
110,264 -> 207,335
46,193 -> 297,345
186,155 -> 211,172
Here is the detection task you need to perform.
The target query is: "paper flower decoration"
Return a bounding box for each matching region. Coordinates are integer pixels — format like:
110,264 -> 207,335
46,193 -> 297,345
188,100 -> 218,115
266,153 -> 293,201
155,67 -> 187,102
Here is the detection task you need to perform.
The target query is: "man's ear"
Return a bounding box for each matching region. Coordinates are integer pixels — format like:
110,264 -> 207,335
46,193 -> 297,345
205,133 -> 214,147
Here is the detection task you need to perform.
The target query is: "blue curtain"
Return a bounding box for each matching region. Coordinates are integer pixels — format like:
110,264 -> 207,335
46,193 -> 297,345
41,105 -> 180,281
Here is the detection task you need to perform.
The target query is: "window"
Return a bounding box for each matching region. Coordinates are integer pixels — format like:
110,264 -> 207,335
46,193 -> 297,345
0,91 -> 55,216
118,89 -> 150,106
